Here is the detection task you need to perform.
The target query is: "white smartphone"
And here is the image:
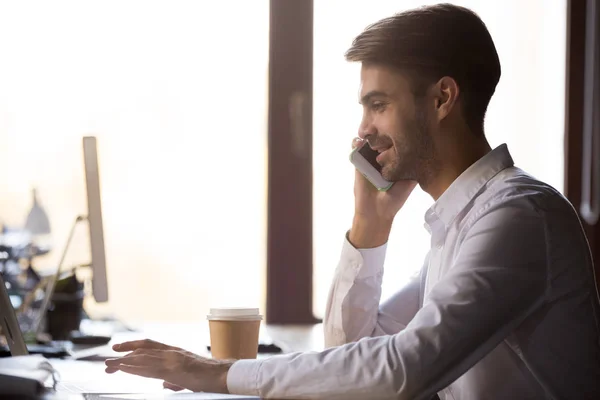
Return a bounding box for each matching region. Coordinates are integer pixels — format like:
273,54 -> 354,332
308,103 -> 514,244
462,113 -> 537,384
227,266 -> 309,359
349,143 -> 393,191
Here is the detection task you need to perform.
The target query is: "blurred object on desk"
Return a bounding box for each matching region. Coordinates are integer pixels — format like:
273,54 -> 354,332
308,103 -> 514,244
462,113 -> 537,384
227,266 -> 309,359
0,354 -> 55,397
24,187 -> 53,253
46,273 -> 85,341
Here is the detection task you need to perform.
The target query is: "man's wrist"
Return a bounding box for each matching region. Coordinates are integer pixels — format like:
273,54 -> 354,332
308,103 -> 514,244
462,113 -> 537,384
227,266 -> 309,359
349,214 -> 393,248
219,360 -> 235,393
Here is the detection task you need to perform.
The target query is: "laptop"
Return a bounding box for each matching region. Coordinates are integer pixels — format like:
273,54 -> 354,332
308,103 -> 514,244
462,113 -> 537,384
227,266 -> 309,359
0,273 -> 258,399
1,268 -> 112,360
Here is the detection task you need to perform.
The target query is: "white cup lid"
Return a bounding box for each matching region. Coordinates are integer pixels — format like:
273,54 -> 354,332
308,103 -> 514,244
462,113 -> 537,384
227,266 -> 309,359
207,307 -> 262,321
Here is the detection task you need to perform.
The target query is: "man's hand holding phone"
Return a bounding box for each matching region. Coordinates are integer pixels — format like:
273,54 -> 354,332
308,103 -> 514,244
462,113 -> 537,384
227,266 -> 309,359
349,138 -> 417,249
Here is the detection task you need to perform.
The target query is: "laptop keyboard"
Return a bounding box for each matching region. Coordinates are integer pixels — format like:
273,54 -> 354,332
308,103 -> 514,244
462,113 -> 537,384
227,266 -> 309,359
55,379 -> 166,394
50,359 -> 166,394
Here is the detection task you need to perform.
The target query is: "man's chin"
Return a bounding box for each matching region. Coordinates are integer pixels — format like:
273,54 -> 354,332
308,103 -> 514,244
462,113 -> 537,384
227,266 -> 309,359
382,172 -> 401,182
380,166 -> 398,181
382,166 -> 414,182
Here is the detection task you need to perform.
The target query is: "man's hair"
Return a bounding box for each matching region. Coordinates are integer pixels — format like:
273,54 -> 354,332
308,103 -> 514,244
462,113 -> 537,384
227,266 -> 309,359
346,4 -> 501,135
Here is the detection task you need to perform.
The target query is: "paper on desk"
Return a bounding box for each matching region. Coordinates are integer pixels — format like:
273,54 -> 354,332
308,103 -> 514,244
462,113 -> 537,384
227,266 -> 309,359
0,353 -> 55,379
99,392 -> 259,399
0,354 -> 56,396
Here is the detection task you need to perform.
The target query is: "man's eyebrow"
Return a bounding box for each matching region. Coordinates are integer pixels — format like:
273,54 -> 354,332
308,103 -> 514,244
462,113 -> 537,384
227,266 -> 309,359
359,90 -> 389,105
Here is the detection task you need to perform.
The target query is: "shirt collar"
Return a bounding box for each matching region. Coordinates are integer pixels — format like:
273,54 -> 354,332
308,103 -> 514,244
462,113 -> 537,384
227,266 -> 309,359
425,143 -> 515,229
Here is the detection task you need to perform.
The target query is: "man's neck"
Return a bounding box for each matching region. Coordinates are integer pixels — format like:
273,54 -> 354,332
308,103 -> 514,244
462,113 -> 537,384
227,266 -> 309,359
421,134 -> 492,201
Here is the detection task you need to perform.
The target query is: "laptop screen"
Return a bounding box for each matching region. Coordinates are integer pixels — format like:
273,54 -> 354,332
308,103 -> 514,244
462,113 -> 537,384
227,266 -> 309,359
0,273 -> 28,356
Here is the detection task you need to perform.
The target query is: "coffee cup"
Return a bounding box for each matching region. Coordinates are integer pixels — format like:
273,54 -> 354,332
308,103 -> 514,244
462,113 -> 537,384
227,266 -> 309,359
207,307 -> 262,360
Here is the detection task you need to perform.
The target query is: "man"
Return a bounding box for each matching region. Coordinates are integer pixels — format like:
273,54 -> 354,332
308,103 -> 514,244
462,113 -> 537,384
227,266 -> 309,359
105,4 -> 600,399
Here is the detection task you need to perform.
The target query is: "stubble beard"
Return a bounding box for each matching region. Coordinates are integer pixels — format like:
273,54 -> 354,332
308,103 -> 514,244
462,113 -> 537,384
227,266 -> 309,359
383,102 -> 438,185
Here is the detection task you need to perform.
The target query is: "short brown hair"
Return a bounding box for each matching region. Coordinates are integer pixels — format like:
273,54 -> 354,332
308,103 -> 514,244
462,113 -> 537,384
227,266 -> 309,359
346,3 -> 501,134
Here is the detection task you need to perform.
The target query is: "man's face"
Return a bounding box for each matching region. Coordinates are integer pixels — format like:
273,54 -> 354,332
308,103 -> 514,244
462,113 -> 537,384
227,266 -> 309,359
358,64 -> 436,182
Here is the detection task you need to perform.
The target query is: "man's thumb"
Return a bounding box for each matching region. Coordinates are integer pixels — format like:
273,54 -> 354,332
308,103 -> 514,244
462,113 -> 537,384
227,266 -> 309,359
163,381 -> 185,391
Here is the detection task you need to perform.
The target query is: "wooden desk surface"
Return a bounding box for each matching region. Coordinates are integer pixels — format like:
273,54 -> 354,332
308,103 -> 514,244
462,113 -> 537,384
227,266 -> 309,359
44,323 -> 324,399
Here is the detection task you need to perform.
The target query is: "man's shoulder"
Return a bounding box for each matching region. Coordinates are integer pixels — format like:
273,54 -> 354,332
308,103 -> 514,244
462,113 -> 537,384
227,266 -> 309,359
482,166 -> 568,207
466,166 -> 576,226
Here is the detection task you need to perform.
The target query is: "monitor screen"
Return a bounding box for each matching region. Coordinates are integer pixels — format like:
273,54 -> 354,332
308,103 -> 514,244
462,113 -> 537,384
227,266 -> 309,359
82,136 -> 109,303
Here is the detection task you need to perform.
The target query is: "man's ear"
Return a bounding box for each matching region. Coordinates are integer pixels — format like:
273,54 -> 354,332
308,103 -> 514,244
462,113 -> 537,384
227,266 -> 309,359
434,76 -> 460,121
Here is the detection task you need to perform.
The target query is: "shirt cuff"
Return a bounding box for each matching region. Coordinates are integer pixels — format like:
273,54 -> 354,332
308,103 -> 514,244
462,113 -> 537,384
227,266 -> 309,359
341,231 -> 387,279
226,359 -> 263,396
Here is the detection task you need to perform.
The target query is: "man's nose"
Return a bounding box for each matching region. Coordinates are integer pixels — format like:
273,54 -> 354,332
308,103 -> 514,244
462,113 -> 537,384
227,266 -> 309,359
358,122 -> 376,140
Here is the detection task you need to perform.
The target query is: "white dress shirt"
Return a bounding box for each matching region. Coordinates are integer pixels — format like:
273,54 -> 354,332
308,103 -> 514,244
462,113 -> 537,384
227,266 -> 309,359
227,144 -> 600,399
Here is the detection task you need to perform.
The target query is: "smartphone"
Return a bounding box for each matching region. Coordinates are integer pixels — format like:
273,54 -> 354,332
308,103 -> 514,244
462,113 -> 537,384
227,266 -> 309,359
349,143 -> 393,191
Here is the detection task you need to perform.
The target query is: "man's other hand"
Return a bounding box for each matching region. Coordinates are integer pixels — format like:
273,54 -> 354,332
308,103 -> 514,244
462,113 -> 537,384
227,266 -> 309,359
105,339 -> 234,394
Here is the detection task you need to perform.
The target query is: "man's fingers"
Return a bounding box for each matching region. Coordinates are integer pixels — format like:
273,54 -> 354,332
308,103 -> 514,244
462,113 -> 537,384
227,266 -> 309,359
105,354 -> 161,369
387,179 -> 418,197
112,339 -> 180,352
112,339 -> 179,352
352,137 -> 365,150
112,364 -> 159,380
105,367 -> 119,374
163,381 -> 185,391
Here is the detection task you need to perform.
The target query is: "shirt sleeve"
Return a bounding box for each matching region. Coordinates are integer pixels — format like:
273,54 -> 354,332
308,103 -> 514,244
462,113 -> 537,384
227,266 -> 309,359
227,201 -> 548,400
323,233 -> 422,347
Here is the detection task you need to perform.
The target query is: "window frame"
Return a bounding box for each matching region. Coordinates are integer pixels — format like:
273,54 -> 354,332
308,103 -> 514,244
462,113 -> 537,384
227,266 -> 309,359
266,0 -> 320,324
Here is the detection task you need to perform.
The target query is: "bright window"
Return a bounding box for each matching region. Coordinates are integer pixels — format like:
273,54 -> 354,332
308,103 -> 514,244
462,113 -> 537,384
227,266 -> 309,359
313,0 -> 567,317
0,1 -> 269,322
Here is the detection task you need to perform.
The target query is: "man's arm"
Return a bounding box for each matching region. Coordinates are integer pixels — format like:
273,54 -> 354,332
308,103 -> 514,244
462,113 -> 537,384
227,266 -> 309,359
323,140 -> 421,347
323,234 -> 424,347
228,201 -> 548,399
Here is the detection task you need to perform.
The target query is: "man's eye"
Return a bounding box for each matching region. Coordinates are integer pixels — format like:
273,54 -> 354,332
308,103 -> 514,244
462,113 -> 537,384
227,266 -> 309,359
370,102 -> 386,112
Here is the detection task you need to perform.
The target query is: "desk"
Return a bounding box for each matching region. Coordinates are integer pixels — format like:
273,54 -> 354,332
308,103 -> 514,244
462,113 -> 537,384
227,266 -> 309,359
44,323 -> 324,399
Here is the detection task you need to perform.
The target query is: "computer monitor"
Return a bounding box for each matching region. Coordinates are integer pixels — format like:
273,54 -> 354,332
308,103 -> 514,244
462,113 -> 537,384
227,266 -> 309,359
82,136 -> 109,303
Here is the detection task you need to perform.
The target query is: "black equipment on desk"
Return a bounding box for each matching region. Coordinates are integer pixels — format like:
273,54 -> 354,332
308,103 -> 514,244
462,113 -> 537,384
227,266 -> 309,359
0,343 -> 69,358
69,331 -> 111,346
46,273 -> 85,341
207,342 -> 283,354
